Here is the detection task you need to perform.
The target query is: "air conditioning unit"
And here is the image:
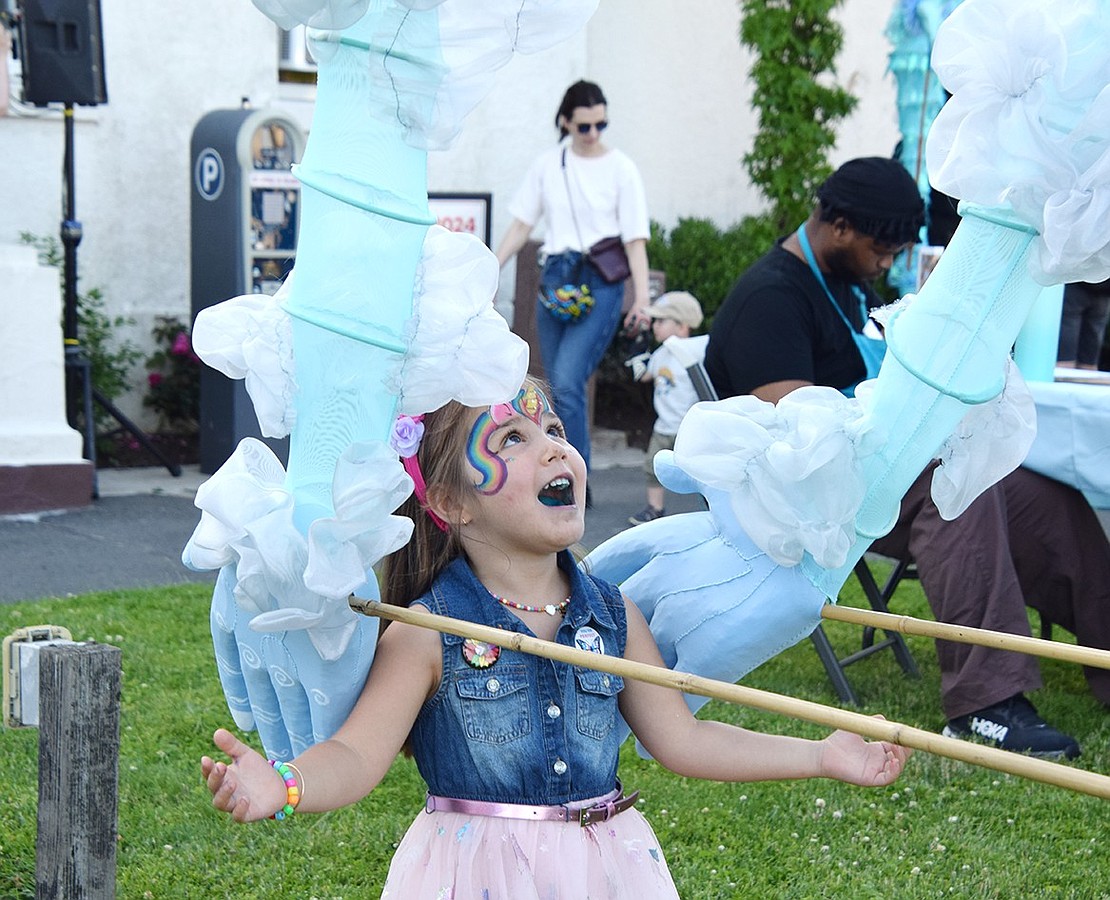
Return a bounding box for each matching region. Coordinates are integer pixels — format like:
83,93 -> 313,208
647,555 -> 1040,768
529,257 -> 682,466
279,25 -> 316,73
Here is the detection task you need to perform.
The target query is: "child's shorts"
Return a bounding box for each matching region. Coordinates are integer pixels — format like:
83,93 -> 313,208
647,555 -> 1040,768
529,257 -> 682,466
644,430 -> 677,485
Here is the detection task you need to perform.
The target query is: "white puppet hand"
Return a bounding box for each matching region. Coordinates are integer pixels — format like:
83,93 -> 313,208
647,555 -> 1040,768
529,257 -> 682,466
209,565 -> 378,759
624,352 -> 651,382
585,450 -> 827,733
187,439 -> 409,757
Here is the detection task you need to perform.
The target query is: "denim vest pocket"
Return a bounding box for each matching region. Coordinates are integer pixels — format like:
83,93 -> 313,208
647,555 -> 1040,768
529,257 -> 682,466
455,664 -> 532,745
574,668 -> 624,740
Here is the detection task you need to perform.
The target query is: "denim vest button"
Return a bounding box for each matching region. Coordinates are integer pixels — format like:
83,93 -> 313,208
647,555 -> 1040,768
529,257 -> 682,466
553,758 -> 568,775
486,678 -> 500,693
547,703 -> 561,719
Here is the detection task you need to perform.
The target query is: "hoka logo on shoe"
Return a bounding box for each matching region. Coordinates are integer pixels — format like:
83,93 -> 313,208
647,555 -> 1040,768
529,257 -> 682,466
969,717 -> 1009,742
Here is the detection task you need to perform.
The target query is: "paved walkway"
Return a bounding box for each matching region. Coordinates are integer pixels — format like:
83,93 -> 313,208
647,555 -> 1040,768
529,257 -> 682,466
4,431 -> 1106,605
0,430 -> 702,604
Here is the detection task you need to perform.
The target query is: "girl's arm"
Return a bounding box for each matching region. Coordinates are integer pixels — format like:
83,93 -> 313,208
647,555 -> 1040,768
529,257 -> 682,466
617,598 -> 911,787
201,619 -> 440,822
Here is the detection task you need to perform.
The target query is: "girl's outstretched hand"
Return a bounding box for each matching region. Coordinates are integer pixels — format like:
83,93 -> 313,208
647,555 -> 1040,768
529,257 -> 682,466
200,728 -> 287,822
819,721 -> 913,787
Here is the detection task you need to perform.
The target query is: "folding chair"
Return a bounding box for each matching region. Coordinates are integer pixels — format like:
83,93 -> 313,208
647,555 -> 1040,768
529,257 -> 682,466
676,351 -> 920,706
811,556 -> 921,706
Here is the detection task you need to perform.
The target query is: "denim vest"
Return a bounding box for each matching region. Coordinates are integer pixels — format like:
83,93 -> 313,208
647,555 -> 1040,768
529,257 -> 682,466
407,551 -> 627,806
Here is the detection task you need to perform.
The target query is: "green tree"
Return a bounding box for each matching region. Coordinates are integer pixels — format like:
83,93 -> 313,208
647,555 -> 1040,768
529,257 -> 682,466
644,1 -> 861,324
739,0 -> 857,232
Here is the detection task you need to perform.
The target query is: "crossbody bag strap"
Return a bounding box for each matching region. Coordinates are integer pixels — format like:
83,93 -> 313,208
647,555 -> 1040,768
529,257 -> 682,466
561,146 -> 587,254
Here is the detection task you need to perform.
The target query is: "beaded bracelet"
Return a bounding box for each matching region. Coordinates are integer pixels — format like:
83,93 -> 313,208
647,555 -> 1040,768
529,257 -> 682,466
285,761 -> 306,807
269,759 -> 301,820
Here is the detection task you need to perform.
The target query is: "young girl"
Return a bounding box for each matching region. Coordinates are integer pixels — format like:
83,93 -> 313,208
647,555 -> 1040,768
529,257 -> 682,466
201,378 -> 911,897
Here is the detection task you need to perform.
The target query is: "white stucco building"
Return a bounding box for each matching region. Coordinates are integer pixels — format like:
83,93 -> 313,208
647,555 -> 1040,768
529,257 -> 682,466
1,0 -> 901,433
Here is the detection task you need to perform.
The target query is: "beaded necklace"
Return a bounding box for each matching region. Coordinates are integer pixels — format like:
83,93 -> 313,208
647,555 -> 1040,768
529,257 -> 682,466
487,587 -> 570,617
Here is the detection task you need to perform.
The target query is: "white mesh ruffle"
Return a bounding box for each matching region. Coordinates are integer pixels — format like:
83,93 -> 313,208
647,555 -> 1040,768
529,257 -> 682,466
926,0 -> 1110,284
183,438 -> 412,661
191,283 -> 297,439
304,440 -> 414,598
191,226 -> 526,432
672,389 -> 882,570
930,359 -> 1037,519
395,225 -> 529,415
297,1 -> 599,150
183,437 -> 292,576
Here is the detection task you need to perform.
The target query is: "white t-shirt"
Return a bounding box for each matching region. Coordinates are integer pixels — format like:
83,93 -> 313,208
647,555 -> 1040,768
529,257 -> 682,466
507,143 -> 650,255
649,335 -> 709,436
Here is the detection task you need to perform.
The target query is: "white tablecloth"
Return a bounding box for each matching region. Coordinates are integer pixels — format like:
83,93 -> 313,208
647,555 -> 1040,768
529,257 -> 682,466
1024,380 -> 1110,509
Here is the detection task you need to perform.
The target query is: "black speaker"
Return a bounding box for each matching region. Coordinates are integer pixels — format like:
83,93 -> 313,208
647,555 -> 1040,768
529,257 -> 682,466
18,0 -> 107,106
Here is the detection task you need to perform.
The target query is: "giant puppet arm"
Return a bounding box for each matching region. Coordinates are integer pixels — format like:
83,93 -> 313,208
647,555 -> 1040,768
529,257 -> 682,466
183,0 -> 598,759
589,0 -> 1110,705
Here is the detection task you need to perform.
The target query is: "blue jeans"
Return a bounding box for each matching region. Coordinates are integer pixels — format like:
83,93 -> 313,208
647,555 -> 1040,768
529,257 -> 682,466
536,251 -> 625,470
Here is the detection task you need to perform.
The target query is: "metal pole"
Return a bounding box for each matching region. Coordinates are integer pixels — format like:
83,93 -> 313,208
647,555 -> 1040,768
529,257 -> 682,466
61,104 -> 86,430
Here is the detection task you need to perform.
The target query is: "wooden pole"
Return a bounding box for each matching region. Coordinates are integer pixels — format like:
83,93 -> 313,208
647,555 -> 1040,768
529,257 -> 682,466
351,597 -> 1110,801
36,643 -> 121,900
822,604 -> 1110,670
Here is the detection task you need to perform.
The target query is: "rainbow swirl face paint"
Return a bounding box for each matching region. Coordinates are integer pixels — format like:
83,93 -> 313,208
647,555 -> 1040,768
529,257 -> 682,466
467,386 -> 552,494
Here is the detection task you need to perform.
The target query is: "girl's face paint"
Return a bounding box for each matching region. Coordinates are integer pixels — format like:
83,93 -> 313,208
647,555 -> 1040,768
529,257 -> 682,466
467,386 -> 552,494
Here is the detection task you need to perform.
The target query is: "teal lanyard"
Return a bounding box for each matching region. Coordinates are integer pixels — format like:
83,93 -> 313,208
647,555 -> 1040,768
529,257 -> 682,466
796,224 -> 871,335
795,224 -> 886,393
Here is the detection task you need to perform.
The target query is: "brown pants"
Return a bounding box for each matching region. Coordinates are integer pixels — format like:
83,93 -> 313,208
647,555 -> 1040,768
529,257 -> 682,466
872,465 -> 1110,719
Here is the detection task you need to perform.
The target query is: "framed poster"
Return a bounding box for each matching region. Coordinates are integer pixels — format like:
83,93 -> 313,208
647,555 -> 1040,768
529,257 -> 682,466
428,192 -> 492,246
915,244 -> 945,291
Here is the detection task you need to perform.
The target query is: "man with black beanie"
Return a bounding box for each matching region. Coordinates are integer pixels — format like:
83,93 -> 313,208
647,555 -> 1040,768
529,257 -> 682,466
706,157 -> 1110,759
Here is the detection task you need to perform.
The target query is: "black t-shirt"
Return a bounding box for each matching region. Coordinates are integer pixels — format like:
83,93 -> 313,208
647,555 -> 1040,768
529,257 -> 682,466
705,243 -> 876,398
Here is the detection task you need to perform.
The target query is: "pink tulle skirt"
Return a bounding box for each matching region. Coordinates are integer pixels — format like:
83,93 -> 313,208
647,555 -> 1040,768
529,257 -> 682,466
380,804 -> 678,899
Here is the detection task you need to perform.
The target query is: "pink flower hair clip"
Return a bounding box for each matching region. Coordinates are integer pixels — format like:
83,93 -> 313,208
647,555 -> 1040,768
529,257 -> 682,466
391,414 -> 449,533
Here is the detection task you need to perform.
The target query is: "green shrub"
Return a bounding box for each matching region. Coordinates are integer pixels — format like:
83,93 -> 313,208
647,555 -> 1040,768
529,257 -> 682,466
647,215 -> 780,327
143,316 -> 201,435
638,0 -> 858,328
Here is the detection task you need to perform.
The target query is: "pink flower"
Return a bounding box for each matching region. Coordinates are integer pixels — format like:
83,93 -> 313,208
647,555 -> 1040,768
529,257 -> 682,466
171,332 -> 191,355
390,415 -> 425,458
148,372 -> 164,387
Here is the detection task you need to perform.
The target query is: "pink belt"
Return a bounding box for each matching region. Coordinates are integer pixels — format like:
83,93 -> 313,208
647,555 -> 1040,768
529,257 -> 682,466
425,782 -> 640,828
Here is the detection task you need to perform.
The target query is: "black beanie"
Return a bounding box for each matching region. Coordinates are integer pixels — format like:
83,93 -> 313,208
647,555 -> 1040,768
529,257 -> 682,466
817,157 -> 925,245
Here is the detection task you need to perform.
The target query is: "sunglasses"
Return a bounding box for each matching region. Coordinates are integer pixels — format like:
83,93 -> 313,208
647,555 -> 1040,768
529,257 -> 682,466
574,120 -> 609,134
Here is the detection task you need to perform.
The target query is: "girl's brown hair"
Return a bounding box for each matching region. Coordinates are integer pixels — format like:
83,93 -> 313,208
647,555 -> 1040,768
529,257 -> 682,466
381,399 -> 473,608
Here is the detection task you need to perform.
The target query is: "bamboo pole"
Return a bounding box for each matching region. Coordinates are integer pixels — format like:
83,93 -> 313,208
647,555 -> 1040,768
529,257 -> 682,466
822,604 -> 1110,670
350,597 -> 1110,801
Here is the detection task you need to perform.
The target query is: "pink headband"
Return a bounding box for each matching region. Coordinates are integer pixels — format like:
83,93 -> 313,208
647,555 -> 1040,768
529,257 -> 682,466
391,414 -> 450,533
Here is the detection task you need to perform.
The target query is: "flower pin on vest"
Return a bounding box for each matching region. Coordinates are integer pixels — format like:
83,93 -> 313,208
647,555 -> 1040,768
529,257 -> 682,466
462,639 -> 501,669
574,626 -> 604,656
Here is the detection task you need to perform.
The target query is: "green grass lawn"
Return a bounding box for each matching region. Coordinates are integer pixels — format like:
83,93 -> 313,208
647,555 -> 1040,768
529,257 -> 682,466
2,574 -> 1107,899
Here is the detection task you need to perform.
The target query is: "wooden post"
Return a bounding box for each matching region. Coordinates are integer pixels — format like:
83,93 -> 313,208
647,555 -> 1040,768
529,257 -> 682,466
36,643 -> 121,900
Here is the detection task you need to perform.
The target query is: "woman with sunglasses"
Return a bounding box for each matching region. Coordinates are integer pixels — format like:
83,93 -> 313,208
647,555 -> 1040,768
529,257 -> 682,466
496,79 -> 651,473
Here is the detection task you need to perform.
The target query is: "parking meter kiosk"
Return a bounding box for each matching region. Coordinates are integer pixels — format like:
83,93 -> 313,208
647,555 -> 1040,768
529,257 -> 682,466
191,108 -> 305,473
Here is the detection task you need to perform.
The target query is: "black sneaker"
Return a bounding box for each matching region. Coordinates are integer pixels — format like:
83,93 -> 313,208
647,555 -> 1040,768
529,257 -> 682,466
942,694 -> 1081,760
628,506 -> 665,526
